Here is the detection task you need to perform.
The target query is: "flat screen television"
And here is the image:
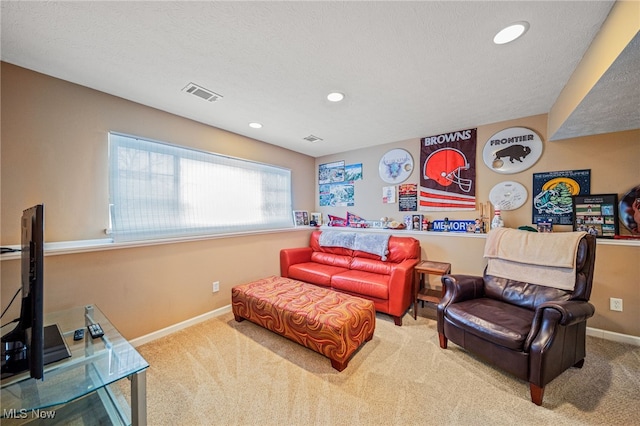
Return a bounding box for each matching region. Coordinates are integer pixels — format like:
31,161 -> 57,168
1,204 -> 69,380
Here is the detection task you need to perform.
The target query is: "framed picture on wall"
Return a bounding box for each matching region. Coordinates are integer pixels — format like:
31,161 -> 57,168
293,210 -> 309,226
572,194 -> 619,238
310,212 -> 322,226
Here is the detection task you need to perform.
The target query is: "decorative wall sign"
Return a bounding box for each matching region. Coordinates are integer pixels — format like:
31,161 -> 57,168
398,183 -> 418,212
532,169 -> 590,225
489,181 -> 528,211
572,194 -> 619,238
482,127 -> 543,174
318,160 -> 345,184
420,128 -> 477,211
619,184 -> 640,234
344,163 -> 363,181
432,219 -> 476,232
319,182 -> 354,207
379,149 -> 413,183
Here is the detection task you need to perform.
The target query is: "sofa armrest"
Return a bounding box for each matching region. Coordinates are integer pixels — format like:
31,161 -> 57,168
280,247 -> 313,277
386,258 -> 420,317
437,274 -> 485,334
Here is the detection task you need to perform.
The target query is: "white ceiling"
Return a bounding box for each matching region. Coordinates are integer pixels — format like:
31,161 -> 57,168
2,1 -> 632,158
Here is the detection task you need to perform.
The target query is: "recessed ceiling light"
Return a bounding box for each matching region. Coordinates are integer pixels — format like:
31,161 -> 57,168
327,92 -> 345,102
493,21 -> 530,45
249,122 -> 262,129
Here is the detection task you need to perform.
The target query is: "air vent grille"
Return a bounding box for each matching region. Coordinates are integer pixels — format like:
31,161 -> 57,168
303,135 -> 323,143
182,83 -> 223,102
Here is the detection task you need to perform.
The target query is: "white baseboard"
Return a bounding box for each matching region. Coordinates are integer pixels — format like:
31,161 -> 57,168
586,326 -> 640,346
129,305 -> 640,348
129,304 -> 232,347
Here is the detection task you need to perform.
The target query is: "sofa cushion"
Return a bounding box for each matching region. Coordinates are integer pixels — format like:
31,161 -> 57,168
288,262 -> 348,287
386,236 -> 421,263
310,251 -> 352,269
350,257 -> 393,275
444,298 -> 534,351
331,270 -> 389,300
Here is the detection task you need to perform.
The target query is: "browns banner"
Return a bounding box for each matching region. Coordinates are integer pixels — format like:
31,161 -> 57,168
420,128 -> 477,211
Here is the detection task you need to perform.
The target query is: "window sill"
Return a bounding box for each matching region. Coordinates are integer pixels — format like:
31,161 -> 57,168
0,227 -> 311,261
3,226 -> 636,261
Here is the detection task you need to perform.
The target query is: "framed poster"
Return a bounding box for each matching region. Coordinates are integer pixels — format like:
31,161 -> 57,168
318,161 -> 345,184
532,169 -> 590,225
292,210 -> 309,226
572,194 -> 619,238
310,212 -> 322,226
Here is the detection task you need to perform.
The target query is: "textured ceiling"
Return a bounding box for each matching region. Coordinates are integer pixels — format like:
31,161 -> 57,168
1,1 -> 631,158
549,31 -> 640,141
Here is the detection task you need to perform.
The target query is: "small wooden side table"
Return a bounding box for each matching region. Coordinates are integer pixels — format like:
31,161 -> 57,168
413,260 -> 452,320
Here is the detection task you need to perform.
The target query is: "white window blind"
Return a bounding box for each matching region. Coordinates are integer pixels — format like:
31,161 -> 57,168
108,133 -> 293,241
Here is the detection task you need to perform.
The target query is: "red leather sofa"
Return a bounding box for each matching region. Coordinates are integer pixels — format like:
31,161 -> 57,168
280,230 -> 421,326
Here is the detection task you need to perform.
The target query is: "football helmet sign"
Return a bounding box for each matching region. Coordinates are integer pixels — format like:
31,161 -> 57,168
420,128 -> 477,211
423,148 -> 472,192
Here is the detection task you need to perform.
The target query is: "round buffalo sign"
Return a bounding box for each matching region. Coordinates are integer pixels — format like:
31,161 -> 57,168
482,127 -> 543,174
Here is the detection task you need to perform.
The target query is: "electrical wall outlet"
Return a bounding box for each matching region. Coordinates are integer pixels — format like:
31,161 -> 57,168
610,297 -> 623,312
212,281 -> 220,293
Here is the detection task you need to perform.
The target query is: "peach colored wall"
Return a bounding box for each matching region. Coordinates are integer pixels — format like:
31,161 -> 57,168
1,231 -> 312,338
1,63 -> 316,338
1,62 -> 638,339
316,118 -> 640,336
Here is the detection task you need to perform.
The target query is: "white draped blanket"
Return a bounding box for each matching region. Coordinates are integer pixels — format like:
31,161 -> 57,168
484,228 -> 586,290
319,231 -> 390,261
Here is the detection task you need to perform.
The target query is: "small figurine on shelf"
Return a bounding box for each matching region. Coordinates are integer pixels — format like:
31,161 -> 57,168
491,208 -> 504,229
422,217 -> 429,231
443,217 -> 450,232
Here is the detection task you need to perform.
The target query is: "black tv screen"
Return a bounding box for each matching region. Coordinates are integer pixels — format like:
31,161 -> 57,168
1,204 -> 45,379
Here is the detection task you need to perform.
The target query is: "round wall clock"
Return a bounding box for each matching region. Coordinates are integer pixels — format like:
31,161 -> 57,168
489,181 -> 528,210
378,149 -> 413,183
482,127 -> 543,174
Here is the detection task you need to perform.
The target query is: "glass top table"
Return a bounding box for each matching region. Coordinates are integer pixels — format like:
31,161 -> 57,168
1,305 -> 149,425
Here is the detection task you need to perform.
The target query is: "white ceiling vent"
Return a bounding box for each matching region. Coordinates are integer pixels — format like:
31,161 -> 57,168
182,83 -> 223,102
303,135 -> 323,143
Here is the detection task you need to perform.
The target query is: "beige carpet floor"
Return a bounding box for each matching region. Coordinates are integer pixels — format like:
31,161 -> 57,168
133,308 -> 640,425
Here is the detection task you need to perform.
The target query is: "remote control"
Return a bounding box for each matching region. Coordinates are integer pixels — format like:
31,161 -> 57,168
87,323 -> 104,339
73,328 -> 85,341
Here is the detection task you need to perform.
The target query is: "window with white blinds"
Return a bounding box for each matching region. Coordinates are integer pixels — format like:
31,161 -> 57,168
108,132 -> 293,242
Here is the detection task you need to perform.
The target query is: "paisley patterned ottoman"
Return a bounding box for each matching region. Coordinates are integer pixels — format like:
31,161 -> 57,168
231,276 -> 376,371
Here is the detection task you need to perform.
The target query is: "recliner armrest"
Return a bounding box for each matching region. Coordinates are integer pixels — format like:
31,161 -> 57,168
437,274 -> 485,334
440,274 -> 485,305
525,300 -> 595,350
539,300 -> 595,326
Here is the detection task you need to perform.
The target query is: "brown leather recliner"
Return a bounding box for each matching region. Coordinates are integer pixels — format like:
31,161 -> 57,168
437,232 -> 596,405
